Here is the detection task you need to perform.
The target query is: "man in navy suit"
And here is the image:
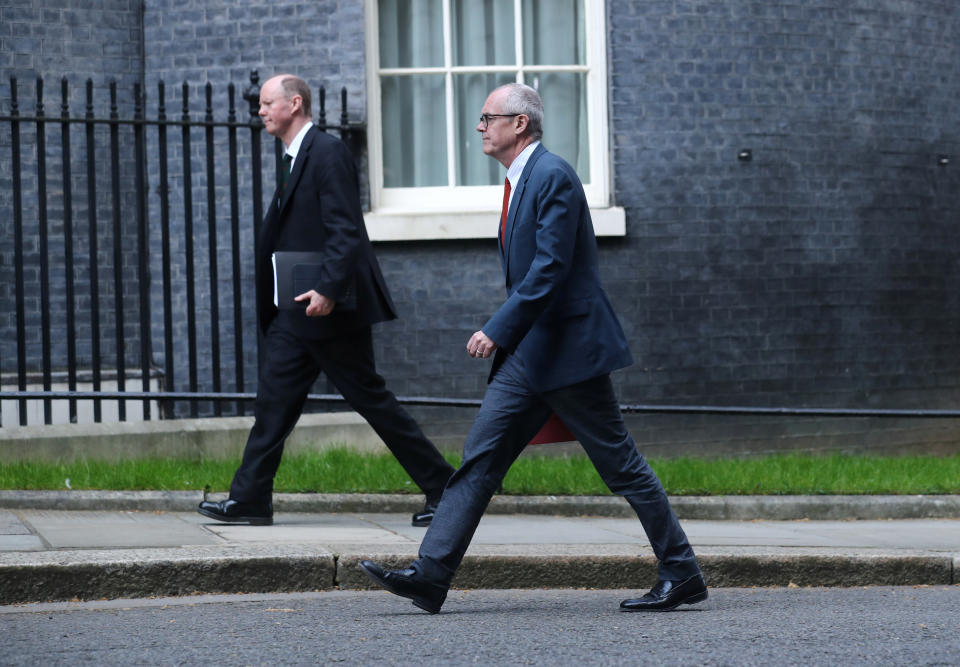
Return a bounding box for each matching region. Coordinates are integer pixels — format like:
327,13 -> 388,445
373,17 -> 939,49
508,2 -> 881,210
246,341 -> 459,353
198,74 -> 454,527
360,83 -> 706,613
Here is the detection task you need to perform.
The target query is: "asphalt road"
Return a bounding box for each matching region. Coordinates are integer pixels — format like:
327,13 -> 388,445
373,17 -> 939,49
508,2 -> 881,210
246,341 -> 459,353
3,587 -> 958,666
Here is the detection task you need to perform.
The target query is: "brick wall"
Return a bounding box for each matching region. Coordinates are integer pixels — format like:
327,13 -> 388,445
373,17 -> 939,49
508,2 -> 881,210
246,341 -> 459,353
604,0 -> 960,409
599,0 -> 960,453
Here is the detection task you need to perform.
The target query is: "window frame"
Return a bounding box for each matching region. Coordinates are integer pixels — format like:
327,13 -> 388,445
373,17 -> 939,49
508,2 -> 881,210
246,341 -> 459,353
363,0 -> 624,240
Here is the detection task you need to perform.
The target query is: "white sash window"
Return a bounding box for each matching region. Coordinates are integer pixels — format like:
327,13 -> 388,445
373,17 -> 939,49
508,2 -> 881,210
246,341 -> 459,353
365,0 -> 623,240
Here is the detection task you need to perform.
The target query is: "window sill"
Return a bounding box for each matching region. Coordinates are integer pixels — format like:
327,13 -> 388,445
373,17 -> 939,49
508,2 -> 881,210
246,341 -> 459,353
365,206 -> 625,241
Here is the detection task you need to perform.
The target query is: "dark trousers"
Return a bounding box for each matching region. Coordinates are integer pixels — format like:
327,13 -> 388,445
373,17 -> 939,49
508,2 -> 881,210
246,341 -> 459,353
230,313 -> 455,502
415,352 -> 700,585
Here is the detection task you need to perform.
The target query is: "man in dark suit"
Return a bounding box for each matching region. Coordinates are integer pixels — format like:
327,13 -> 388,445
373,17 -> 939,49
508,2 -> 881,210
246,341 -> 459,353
198,74 -> 454,527
360,83 -> 706,613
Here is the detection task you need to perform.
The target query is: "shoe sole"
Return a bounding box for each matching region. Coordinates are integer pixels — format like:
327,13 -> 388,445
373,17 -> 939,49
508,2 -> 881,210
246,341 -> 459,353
620,589 -> 709,612
358,561 -> 444,614
197,508 -> 273,526
411,517 -> 433,527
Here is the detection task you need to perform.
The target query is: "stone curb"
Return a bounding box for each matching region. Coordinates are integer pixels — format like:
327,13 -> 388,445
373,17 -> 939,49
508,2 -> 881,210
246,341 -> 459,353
1,490 -> 959,520
1,547 -> 955,605
4,491 -> 957,603
0,544 -> 336,606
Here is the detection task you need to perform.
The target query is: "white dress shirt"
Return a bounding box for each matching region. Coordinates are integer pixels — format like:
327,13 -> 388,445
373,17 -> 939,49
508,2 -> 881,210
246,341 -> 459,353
505,140 -> 541,208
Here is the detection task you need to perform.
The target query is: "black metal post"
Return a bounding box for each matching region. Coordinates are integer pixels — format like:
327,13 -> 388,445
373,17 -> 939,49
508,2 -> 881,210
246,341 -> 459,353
61,78 -> 78,423
337,87 -> 362,160
204,83 -> 222,417
318,85 -> 326,127
182,82 -> 198,417
243,71 -> 264,358
10,77 -> 28,425
157,80 -> 174,419
108,80 -> 126,421
134,82 -> 152,419
36,78 -> 53,424
227,82 -> 245,415
85,78 -> 102,423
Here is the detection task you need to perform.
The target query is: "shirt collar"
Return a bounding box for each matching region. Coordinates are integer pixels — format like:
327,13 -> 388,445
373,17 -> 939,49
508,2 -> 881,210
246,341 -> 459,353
284,121 -> 313,165
506,140 -> 541,191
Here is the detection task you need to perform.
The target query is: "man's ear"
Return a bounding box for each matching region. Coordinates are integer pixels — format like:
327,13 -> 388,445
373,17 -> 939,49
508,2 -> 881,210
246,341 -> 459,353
514,114 -> 529,135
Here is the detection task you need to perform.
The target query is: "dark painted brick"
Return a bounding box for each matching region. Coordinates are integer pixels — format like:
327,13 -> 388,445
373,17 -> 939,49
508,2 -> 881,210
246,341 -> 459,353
606,0 -> 960,416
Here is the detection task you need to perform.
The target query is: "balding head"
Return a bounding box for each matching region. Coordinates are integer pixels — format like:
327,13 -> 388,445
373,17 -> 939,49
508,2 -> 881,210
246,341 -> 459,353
259,74 -> 312,144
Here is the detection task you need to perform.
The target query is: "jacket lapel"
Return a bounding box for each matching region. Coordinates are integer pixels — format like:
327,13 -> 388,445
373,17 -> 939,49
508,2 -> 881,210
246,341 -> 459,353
259,125 -> 315,261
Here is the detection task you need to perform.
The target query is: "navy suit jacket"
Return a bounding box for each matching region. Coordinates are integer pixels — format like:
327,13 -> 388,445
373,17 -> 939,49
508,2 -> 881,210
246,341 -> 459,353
482,144 -> 633,393
257,126 -> 397,339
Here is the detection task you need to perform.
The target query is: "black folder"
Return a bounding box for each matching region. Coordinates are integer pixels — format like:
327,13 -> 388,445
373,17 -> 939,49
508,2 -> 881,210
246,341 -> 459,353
272,251 -> 356,311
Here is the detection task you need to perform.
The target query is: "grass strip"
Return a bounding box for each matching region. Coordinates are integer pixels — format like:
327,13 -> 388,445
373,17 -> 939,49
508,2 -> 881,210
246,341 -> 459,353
1,449 -> 958,495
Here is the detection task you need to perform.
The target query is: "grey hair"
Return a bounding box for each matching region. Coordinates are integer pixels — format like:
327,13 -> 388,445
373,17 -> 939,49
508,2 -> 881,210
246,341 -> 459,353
279,75 -> 312,118
499,83 -> 544,140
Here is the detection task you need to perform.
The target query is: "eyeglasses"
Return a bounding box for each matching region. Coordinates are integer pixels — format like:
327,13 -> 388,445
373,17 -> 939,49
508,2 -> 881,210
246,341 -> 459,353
479,113 -> 520,129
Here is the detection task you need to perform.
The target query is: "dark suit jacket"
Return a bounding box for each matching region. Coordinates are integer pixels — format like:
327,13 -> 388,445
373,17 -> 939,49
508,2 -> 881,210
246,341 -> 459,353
256,125 -> 397,339
482,144 -> 633,393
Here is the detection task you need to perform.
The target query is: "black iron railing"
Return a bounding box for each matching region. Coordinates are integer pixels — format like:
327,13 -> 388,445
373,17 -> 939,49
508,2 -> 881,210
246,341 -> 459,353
0,70 -> 365,427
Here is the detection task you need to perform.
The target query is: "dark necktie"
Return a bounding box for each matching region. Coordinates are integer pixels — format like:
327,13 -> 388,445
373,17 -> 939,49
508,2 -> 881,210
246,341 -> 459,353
499,176 -> 511,249
280,153 -> 293,195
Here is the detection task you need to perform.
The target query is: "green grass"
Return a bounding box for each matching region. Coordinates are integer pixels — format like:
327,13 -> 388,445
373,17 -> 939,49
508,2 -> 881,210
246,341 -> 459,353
1,449 -> 958,495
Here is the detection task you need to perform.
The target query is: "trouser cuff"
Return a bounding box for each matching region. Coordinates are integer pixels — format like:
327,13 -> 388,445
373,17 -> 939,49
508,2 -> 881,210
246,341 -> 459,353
414,555 -> 455,586
657,559 -> 702,582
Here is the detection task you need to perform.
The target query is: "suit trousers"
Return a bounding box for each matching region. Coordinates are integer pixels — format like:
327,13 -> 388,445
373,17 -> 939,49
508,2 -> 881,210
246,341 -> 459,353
414,352 -> 701,585
229,312 -> 454,502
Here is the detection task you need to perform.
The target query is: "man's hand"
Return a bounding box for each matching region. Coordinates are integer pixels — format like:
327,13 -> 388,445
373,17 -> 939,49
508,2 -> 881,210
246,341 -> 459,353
467,331 -> 498,359
295,290 -> 335,317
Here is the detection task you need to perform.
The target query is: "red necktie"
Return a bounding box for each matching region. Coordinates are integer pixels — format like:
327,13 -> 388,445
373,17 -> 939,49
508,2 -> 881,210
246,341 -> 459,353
500,177 -> 511,249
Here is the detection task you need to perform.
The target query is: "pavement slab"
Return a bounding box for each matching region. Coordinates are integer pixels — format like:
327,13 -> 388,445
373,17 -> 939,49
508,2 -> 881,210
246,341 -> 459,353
19,510 -> 222,549
0,510 -> 43,551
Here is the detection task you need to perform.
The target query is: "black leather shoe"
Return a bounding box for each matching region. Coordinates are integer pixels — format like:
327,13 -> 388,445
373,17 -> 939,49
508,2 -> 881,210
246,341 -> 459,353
411,496 -> 440,527
358,559 -> 447,614
197,498 -> 273,526
620,574 -> 708,611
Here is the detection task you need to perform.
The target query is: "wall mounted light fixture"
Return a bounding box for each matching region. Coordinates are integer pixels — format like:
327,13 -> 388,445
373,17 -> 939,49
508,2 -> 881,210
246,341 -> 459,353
937,155 -> 950,167
737,149 -> 752,162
